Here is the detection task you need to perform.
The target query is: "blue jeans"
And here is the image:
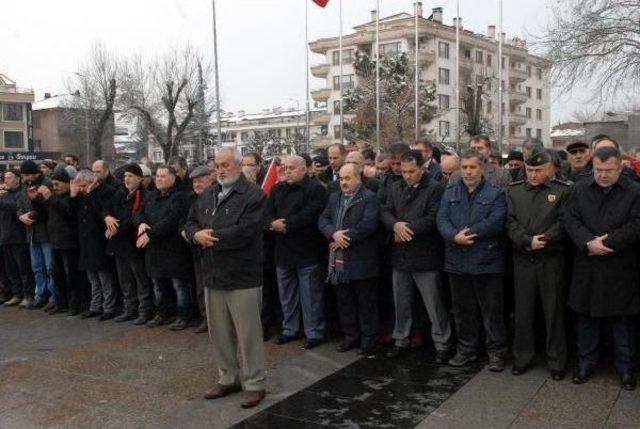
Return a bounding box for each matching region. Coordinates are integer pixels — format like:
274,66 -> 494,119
276,264 -> 326,340
152,278 -> 190,320
30,242 -> 56,304
577,315 -> 636,376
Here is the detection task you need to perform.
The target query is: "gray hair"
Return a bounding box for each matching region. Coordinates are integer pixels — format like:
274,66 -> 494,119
216,148 -> 243,164
285,155 -> 306,167
75,169 -> 96,183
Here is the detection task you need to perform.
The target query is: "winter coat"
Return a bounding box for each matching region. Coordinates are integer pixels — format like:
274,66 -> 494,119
183,176 -> 266,290
0,186 -> 27,245
437,180 -> 507,275
106,187 -> 146,259
564,176 -> 640,317
318,186 -> 380,281
46,193 -> 78,250
381,173 -> 444,272
136,183 -> 191,279
19,175 -> 53,243
266,175 -> 327,269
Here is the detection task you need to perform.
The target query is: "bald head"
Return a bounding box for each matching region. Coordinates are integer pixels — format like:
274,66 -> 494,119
91,160 -> 109,182
284,155 -> 307,184
440,155 -> 459,182
339,163 -> 362,194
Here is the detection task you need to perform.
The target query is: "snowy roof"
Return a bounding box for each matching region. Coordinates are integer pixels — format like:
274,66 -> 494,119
213,107 -> 326,125
32,94 -> 80,111
0,73 -> 16,87
550,128 -> 585,138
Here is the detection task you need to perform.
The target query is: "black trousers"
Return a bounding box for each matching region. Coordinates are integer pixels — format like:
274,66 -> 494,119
449,273 -> 507,358
577,314 -> 636,376
336,277 -> 379,349
3,244 -> 33,299
115,256 -> 153,317
261,267 -> 282,331
513,254 -> 567,371
53,249 -> 86,312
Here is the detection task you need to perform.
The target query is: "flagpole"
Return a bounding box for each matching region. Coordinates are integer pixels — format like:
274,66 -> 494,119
375,0 -> 380,152
455,0 -> 460,153
339,0 -> 344,146
414,2 -> 419,140
498,0 -> 503,155
305,0 -> 311,153
211,0 -> 223,150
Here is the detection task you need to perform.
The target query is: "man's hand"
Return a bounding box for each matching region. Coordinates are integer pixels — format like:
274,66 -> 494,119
587,234 -> 614,256
393,222 -> 414,242
332,230 -> 350,249
18,213 -> 35,226
137,223 -> 151,236
136,233 -> 150,248
363,165 -> 377,178
105,229 -> 116,239
453,227 -> 477,246
269,219 -> 287,234
104,216 -> 119,233
37,186 -> 52,201
531,234 -> 546,251
194,229 -> 218,248
70,181 -> 80,197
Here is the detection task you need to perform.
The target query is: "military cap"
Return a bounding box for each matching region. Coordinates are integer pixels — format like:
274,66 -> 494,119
525,150 -> 552,166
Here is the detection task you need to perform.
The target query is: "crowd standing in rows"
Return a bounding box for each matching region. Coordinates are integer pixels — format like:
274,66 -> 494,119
0,133 -> 639,409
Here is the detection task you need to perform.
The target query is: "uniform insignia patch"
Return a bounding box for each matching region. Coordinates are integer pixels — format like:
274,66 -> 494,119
548,194 -> 557,203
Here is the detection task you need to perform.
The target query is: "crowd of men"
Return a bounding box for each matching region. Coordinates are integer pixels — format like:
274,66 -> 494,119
1,133 -> 639,409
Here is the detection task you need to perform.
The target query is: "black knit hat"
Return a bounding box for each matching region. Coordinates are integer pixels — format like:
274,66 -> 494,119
122,163 -> 143,178
20,160 -> 39,175
51,167 -> 70,183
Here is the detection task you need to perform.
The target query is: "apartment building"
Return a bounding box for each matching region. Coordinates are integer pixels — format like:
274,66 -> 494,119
309,3 -> 551,153
0,73 -> 36,165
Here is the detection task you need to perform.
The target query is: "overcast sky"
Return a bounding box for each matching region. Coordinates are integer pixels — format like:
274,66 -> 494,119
2,0 -> 593,123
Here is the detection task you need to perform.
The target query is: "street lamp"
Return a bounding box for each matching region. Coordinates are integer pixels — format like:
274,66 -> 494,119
74,72 -> 91,167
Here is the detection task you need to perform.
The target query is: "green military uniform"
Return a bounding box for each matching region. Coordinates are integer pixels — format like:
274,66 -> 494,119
506,158 -> 571,373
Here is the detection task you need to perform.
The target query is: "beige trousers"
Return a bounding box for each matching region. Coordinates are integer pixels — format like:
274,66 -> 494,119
205,286 -> 265,391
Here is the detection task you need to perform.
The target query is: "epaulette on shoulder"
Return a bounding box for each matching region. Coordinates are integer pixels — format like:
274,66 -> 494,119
509,180 -> 525,186
552,178 -> 571,186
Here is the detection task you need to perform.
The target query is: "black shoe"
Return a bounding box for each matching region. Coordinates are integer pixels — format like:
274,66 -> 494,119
99,312 -> 115,321
359,345 -> 377,356
336,342 -> 358,353
33,300 -> 46,309
275,334 -> 298,345
572,367 -> 593,384
488,355 -> 505,372
551,370 -> 565,381
67,309 -> 80,317
434,350 -> 452,364
133,314 -> 151,325
303,339 -> 323,349
114,313 -> 136,323
512,365 -> 528,376
385,346 -> 407,359
621,373 -> 637,391
81,311 -> 102,319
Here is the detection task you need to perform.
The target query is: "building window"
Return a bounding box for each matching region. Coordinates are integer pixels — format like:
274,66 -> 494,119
438,42 -> 449,59
333,100 -> 341,114
536,109 -> 542,120
333,74 -> 354,90
152,150 -> 163,163
475,51 -> 483,64
241,132 -> 248,141
526,65 -> 532,77
509,126 -> 515,136
487,101 -> 492,114
381,42 -> 401,58
537,68 -> 543,80
536,128 -> 542,139
526,86 -> 532,97
526,128 -> 532,138
332,49 -> 354,66
3,131 -> 24,149
501,57 -> 506,69
439,121 -> 450,137
438,68 -> 450,85
438,94 -> 450,110
536,88 -> 542,100
501,102 -> 505,115
333,125 -> 342,139
486,54 -> 492,67
2,103 -> 23,122
526,107 -> 532,118
463,49 -> 471,59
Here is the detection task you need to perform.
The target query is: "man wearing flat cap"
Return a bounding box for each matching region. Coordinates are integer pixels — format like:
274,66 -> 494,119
506,150 -> 571,380
566,141 -> 590,182
104,164 -> 154,324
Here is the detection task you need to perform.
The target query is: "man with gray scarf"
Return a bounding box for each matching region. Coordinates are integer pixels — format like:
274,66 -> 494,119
183,148 -> 267,408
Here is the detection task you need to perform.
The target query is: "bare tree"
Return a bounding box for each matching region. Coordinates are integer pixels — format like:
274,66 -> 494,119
244,130 -> 306,158
535,0 -> 640,101
65,41 -> 119,164
120,45 -> 214,163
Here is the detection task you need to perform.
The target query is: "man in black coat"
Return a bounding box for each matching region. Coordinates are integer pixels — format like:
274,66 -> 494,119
42,167 -> 83,315
565,146 -> 640,390
105,164 -> 154,325
71,169 -> 117,320
266,155 -> 327,349
319,163 -> 381,355
183,148 -> 267,408
0,170 -> 34,308
326,151 -> 379,195
318,143 -> 347,184
377,142 -> 411,205
381,150 -> 452,361
135,165 -> 192,331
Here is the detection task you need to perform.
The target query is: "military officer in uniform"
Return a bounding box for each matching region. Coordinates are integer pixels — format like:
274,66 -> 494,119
506,150 -> 571,380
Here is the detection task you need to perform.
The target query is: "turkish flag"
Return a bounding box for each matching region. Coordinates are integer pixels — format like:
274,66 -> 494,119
312,0 -> 330,8
261,159 -> 278,196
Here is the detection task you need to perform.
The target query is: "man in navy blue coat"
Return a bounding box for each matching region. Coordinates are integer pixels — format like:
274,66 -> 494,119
437,150 -> 508,372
